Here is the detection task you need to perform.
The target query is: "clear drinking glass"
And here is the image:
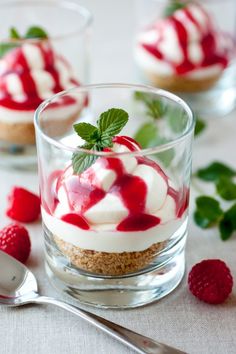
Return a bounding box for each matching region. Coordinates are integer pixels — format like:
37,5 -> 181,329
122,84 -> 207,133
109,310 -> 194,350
134,0 -> 236,118
34,83 -> 194,308
0,0 -> 92,169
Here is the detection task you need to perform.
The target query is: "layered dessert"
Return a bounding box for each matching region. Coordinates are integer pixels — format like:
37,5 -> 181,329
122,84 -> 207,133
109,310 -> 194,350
41,109 -> 189,276
0,29 -> 85,145
135,1 -> 233,92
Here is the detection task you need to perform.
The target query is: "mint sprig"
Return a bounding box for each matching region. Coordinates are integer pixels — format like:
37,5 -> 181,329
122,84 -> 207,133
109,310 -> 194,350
164,1 -> 187,17
0,26 -> 48,58
193,161 -> 236,240
72,108 -> 129,174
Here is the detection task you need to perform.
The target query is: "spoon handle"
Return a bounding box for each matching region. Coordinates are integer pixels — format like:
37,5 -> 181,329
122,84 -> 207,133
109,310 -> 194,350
32,295 -> 186,354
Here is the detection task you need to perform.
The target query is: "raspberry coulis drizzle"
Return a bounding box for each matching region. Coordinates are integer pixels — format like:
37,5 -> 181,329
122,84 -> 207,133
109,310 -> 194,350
0,42 -> 79,110
141,5 -> 229,75
45,136 -> 188,231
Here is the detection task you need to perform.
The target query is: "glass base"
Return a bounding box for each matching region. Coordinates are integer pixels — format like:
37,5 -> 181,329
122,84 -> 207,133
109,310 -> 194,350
45,234 -> 186,309
0,141 -> 37,170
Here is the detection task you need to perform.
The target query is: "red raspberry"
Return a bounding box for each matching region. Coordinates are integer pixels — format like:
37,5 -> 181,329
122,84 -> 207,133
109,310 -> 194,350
0,224 -> 31,263
188,259 -> 233,304
6,187 -> 41,223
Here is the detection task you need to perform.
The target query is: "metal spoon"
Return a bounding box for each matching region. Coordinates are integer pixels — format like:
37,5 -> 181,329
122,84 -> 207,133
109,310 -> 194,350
0,250 -> 186,354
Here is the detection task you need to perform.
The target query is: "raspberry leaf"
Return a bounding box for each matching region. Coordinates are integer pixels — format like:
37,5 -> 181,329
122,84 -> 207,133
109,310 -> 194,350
196,162 -> 235,182
219,204 -> 236,240
216,176 -> 236,201
194,196 -> 223,229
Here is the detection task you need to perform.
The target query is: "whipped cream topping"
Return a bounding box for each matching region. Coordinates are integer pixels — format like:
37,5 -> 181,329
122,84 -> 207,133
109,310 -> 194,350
42,136 -> 189,252
0,41 -> 81,112
136,3 -> 232,78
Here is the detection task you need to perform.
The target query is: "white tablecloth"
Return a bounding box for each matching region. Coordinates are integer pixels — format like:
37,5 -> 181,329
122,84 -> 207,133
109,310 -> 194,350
1,1 -> 236,353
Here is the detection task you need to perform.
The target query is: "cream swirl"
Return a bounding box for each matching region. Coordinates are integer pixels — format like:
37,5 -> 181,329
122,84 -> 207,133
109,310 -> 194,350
136,3 -> 232,78
42,136 -> 189,233
0,41 -> 80,111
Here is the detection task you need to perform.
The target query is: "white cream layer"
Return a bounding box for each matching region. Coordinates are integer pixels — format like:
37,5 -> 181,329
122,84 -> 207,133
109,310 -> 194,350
0,101 -> 82,124
135,45 -> 223,80
42,208 -> 186,253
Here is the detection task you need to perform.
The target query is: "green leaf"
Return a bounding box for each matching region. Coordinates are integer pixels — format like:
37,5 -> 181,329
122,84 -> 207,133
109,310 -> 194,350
196,162 -> 235,182
72,143 -> 98,174
216,176 -> 236,201
134,91 -> 166,120
194,196 -> 223,229
0,43 -> 19,58
10,27 -> 20,39
219,203 -> 236,240
134,122 -> 159,149
24,26 -> 48,39
194,117 -> 206,136
153,135 -> 175,167
73,122 -> 98,143
166,105 -> 188,134
164,1 -> 186,17
98,108 -> 128,137
72,107 -> 129,174
99,133 -> 113,148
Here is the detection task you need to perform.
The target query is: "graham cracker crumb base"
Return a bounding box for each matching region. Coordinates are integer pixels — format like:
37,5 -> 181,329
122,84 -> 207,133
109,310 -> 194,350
54,236 -> 166,276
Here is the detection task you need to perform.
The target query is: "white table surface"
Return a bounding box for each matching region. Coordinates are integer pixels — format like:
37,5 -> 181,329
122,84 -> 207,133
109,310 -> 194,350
1,1 -> 236,353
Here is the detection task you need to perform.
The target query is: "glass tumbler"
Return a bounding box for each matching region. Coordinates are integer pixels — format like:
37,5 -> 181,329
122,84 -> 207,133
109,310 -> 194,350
134,0 -> 236,118
0,0 -> 92,169
34,83 -> 194,309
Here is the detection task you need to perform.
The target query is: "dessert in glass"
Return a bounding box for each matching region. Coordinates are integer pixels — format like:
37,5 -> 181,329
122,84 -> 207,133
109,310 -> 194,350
134,0 -> 236,117
34,84 -> 194,308
0,0 -> 92,168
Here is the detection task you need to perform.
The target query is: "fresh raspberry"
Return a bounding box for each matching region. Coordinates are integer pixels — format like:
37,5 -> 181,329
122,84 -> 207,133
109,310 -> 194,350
0,224 -> 31,263
188,259 -> 233,304
6,187 -> 41,223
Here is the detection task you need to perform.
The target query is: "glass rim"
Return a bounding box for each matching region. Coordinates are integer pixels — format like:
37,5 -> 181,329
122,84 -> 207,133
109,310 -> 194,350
0,0 -> 92,42
34,83 -> 195,157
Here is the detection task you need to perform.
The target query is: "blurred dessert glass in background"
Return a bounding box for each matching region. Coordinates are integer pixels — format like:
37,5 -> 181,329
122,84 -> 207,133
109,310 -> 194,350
0,0 -> 92,169
134,0 -> 236,118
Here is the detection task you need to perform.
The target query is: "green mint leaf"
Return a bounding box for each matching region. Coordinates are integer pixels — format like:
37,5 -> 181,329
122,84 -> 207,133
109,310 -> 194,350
134,91 -> 166,120
98,108 -> 128,137
196,162 -> 235,182
72,107 -> 129,174
216,176 -> 236,201
0,43 -> 19,58
10,27 -> 21,39
154,136 -> 175,167
99,133 -> 113,148
219,203 -> 236,240
24,26 -> 48,39
194,116 -> 206,136
164,1 -> 187,17
194,196 -> 223,229
134,122 -> 174,167
134,122 -> 159,149
166,105 -> 188,134
73,122 -> 98,143
72,143 -> 98,174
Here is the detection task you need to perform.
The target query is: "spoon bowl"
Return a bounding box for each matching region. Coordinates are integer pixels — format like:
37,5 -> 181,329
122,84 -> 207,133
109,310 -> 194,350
0,250 -> 186,354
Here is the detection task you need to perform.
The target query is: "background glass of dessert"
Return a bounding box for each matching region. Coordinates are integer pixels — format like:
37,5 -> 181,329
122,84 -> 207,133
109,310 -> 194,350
0,0 -> 92,169
34,83 -> 194,308
134,0 -> 236,118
